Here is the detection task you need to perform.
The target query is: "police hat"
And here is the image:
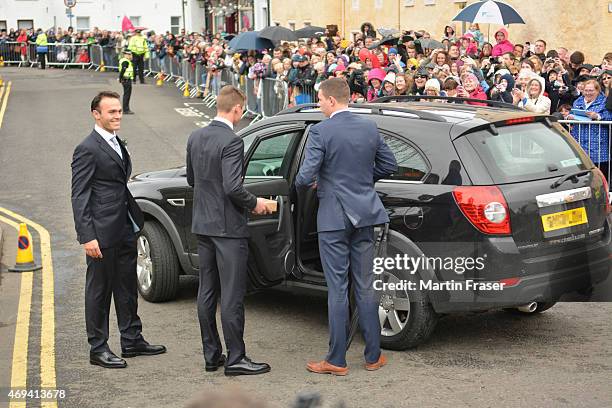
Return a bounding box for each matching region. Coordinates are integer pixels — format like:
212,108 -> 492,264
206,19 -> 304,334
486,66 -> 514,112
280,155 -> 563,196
122,50 -> 132,55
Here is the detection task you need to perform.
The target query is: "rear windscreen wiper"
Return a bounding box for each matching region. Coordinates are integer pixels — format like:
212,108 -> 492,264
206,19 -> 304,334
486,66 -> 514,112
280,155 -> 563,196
551,170 -> 590,189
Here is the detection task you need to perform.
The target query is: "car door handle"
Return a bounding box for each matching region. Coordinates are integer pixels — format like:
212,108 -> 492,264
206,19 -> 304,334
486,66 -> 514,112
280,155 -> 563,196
167,199 -> 185,207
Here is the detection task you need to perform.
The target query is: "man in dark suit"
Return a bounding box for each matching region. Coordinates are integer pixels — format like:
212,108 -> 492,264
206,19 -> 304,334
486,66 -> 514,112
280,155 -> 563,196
71,91 -> 166,369
186,85 -> 272,376
296,78 -> 397,375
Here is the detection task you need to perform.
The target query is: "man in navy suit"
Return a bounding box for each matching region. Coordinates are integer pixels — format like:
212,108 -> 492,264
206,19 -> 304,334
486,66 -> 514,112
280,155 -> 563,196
296,78 -> 398,375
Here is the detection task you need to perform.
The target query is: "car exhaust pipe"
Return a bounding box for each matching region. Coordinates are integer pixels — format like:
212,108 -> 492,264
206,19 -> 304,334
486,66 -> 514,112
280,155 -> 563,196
517,302 -> 538,313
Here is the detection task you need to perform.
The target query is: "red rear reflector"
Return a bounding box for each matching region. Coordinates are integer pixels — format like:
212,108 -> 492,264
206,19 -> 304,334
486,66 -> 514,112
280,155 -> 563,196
453,186 -> 511,235
595,168 -> 611,214
499,277 -> 521,287
504,117 -> 535,126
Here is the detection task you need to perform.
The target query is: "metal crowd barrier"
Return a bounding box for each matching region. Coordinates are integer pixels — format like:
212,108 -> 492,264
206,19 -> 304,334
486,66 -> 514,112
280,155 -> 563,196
243,77 -> 262,122
89,45 -> 120,71
23,42 -> 92,69
0,41 -> 28,66
560,120 -> 612,183
261,78 -> 289,118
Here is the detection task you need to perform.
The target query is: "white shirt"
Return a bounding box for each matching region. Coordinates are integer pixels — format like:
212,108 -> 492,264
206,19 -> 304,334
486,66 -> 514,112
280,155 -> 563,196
330,108 -> 350,119
213,116 -> 234,130
95,124 -> 122,159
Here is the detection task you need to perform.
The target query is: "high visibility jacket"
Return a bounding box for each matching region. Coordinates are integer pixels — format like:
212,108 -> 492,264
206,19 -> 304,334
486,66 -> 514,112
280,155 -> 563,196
119,57 -> 134,80
128,35 -> 149,58
35,33 -> 48,46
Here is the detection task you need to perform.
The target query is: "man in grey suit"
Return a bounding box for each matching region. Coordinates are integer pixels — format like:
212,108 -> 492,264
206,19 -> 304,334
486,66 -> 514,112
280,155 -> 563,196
186,85 -> 272,376
296,78 -> 398,376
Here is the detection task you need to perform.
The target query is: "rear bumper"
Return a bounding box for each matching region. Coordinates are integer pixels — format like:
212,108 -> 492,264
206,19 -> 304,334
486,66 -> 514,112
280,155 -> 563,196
430,220 -> 611,313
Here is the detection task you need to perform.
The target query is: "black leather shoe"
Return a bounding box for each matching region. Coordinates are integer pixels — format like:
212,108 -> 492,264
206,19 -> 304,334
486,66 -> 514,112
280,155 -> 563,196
90,351 -> 127,369
121,344 -> 167,358
205,354 -> 227,372
124,110 -> 135,115
224,356 -> 271,376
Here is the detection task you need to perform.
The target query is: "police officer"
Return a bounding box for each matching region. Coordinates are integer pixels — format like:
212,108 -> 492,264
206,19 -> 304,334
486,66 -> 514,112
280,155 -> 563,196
127,29 -> 149,84
118,50 -> 135,114
35,29 -> 48,70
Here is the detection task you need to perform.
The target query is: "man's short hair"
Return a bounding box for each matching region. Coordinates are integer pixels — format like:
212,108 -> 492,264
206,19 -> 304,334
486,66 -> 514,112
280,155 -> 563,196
535,39 -> 547,47
91,91 -> 120,112
216,85 -> 245,113
319,78 -> 350,103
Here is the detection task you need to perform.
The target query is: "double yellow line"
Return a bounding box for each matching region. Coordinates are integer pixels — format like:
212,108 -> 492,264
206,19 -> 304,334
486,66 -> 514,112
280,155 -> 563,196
1,82 -> 57,406
0,81 -> 11,128
0,210 -> 57,408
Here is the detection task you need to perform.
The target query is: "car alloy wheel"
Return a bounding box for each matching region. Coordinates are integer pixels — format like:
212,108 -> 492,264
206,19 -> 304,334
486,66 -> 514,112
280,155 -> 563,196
378,270 -> 411,337
137,235 -> 153,292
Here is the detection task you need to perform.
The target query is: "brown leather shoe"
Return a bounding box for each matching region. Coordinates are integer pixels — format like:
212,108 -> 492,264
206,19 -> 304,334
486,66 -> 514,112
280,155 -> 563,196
306,360 -> 349,376
365,354 -> 387,371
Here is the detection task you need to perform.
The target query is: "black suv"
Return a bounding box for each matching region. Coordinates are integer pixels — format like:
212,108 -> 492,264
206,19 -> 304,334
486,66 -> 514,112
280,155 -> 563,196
128,97 -> 611,350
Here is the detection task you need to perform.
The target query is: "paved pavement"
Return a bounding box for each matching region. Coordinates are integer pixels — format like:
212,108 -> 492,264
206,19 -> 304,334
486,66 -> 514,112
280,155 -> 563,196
0,66 -> 611,408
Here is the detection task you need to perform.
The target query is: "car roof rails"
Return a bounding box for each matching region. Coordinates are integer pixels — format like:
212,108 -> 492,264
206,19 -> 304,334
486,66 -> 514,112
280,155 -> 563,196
277,103 -> 447,122
372,95 -> 524,111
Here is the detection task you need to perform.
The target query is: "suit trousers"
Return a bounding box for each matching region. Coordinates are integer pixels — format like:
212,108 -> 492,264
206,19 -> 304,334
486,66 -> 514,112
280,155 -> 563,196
318,214 -> 381,367
132,53 -> 145,84
85,222 -> 144,353
196,234 -> 248,366
121,79 -> 132,111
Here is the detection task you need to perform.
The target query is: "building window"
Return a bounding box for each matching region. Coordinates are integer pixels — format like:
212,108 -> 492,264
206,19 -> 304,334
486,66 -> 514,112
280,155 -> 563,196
424,0 -> 436,5
76,16 -> 90,32
129,16 -> 141,26
288,21 -> 295,31
17,20 -> 34,30
170,16 -> 181,35
0,21 -> 7,31
403,0 -> 415,6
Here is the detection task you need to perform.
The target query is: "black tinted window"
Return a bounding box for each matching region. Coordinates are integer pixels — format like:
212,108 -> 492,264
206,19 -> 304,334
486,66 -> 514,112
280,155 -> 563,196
383,135 -> 430,181
465,123 -> 589,184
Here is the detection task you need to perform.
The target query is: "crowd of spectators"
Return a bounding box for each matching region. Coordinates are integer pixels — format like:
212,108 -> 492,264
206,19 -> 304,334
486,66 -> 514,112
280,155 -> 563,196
1,23 -> 611,166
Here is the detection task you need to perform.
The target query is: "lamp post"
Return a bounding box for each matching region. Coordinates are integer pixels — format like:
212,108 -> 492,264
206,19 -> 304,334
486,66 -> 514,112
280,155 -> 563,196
182,0 -> 187,32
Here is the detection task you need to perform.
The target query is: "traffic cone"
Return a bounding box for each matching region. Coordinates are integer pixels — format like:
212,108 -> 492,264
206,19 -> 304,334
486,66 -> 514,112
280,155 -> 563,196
156,73 -> 164,86
0,56 -> 4,67
183,83 -> 190,97
100,63 -> 106,72
9,223 -> 42,273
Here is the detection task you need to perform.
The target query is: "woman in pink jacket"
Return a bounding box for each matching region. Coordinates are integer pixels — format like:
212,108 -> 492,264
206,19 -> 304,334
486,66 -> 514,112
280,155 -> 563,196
491,28 -> 514,57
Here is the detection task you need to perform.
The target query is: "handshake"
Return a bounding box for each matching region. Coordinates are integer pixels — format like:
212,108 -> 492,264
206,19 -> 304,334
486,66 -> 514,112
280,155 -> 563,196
252,197 -> 277,215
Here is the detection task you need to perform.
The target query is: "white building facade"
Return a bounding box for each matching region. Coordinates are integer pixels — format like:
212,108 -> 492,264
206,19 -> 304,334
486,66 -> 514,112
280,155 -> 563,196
0,0 -> 270,34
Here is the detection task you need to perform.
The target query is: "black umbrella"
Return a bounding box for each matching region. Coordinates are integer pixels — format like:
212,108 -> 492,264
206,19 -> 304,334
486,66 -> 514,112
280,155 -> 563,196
367,35 -> 400,50
347,223 -> 389,350
260,25 -> 298,43
228,31 -> 274,51
294,26 -> 326,38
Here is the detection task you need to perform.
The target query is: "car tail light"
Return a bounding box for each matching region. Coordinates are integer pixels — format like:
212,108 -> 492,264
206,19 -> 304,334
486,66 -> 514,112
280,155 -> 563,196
594,168 -> 611,214
504,117 -> 535,126
453,186 -> 511,235
499,277 -> 521,287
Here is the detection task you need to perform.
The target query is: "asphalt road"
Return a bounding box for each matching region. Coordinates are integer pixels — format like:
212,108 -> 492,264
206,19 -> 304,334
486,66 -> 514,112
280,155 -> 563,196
0,67 -> 611,408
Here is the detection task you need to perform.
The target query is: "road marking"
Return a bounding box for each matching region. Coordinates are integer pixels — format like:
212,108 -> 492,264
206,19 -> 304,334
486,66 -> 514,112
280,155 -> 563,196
0,214 -> 32,408
174,107 -> 204,117
0,208 -> 57,408
0,81 -> 11,129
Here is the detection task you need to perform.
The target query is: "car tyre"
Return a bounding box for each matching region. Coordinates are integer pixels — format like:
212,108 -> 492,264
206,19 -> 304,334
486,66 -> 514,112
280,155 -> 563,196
378,236 -> 438,350
137,220 -> 180,302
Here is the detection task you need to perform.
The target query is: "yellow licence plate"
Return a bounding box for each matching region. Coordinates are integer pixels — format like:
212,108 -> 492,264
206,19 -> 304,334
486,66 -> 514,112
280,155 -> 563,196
541,207 -> 588,232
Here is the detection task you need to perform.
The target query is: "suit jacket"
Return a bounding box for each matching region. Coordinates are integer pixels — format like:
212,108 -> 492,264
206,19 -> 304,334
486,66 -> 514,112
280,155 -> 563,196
71,130 -> 144,248
186,120 -> 257,238
295,111 -> 398,232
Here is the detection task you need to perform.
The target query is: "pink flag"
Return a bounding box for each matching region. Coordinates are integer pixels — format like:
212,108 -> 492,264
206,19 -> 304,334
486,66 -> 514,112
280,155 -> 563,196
121,16 -> 134,33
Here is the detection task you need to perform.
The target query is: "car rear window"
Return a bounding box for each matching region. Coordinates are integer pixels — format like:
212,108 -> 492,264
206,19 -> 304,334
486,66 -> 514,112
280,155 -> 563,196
464,123 -> 590,184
